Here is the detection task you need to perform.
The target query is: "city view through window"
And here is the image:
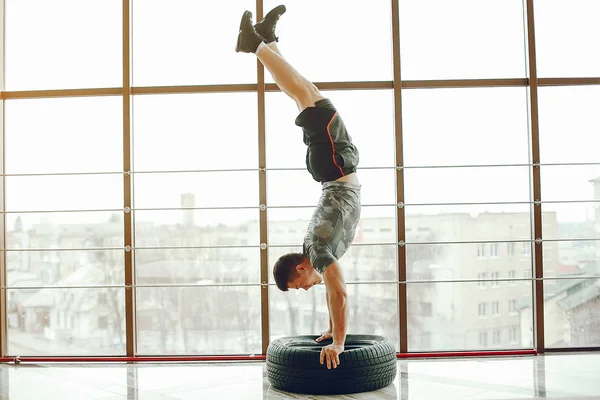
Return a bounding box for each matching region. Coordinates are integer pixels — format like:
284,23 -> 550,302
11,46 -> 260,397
1,0 -> 599,356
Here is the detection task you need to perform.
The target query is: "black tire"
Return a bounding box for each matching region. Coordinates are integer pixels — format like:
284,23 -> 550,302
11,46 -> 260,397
266,334 -> 397,395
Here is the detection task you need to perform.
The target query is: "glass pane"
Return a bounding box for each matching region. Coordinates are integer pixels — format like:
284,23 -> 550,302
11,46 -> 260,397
5,0 -> 122,90
542,194 -> 600,279
534,0 -> 600,77
133,93 -> 258,171
407,281 -> 533,351
543,278 -> 600,348
5,97 -> 123,174
267,208 -> 310,246
133,171 -> 258,209
136,286 -> 261,355
405,166 -> 530,205
269,283 -> 399,351
406,203 -> 532,242
267,171 -> 321,207
549,239 -> 600,279
541,165 -> 600,202
268,206 -> 396,246
542,238 -> 566,279
7,250 -> 124,288
266,90 -> 395,169
7,288 -> 125,356
6,175 -> 123,212
538,86 -> 600,164
265,91 -> 305,170
406,242 -> 534,282
268,245 -> 397,283
267,169 -> 396,207
399,0 -> 526,80
402,88 -> 530,166
135,248 -> 260,283
340,245 -> 398,282
132,0 -> 256,86
542,202 -> 599,240
6,211 -> 125,249
135,209 -> 259,247
263,0 -> 393,82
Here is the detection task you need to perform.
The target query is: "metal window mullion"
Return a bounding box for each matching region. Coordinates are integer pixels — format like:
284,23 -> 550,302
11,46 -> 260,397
2,88 -> 122,99
7,160 -> 600,177
0,0 -> 6,359
391,0 -> 408,354
133,84 -> 257,95
0,110 -> 5,360
256,0 -> 270,356
2,77 -> 600,100
122,0 -> 135,358
538,77 -> 600,86
525,0 -> 545,353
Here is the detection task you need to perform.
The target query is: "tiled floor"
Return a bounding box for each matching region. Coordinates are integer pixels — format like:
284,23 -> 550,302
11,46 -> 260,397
1,353 -> 599,399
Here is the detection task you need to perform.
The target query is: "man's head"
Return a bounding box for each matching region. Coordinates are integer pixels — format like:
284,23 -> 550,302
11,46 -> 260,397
273,252 -> 323,291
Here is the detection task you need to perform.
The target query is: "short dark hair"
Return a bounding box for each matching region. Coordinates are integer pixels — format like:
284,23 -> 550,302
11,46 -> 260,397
273,252 -> 305,291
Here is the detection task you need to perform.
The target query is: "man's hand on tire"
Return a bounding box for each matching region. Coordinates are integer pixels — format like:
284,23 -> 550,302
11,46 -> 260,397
315,329 -> 332,342
320,343 -> 344,369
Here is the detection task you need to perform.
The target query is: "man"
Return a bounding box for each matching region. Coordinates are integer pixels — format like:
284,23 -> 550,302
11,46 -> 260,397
236,5 -> 361,370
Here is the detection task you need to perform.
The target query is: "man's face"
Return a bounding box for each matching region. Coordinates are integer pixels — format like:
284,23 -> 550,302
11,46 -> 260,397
287,264 -> 322,291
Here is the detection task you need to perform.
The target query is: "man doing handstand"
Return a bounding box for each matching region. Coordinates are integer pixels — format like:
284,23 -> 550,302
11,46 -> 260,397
236,5 -> 361,370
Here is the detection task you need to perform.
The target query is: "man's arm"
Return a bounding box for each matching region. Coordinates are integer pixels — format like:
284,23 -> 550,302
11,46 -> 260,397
326,290 -> 333,332
325,263 -> 348,345
314,293 -> 333,342
323,294 -> 333,333
319,260 -> 348,369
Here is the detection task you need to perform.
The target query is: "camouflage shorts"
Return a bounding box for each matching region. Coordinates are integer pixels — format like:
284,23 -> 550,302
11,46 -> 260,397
303,181 -> 362,274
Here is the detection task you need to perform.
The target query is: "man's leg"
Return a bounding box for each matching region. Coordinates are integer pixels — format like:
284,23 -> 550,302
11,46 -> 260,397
265,41 -> 283,57
264,44 -> 295,102
257,45 -> 325,111
237,10 -> 325,111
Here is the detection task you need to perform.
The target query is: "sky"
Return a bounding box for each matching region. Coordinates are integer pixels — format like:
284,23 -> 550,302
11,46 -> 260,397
2,0 -> 600,230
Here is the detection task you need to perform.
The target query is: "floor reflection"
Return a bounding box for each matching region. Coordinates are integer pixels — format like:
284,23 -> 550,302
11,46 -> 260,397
0,353 -> 599,399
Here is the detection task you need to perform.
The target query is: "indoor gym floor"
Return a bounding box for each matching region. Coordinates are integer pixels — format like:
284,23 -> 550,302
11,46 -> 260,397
0,352 -> 599,399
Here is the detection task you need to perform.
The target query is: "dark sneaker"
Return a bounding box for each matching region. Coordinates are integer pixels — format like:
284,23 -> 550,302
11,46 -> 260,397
235,10 -> 263,53
255,5 -> 286,43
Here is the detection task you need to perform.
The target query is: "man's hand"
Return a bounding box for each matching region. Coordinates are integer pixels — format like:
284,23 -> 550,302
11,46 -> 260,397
319,343 -> 344,369
315,329 -> 332,343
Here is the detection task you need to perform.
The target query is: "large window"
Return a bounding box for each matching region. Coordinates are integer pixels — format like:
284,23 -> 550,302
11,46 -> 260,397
534,0 -> 600,78
1,0 -> 599,358
132,0 -> 257,86
5,0 -> 122,90
132,93 -> 259,171
263,0 -> 393,82
398,0 -> 526,79
136,286 -> 262,354
4,96 -> 125,355
537,85 -> 600,347
409,282 -> 532,351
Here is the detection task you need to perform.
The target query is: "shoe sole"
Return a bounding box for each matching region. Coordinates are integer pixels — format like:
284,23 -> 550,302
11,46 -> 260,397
265,4 -> 286,20
255,5 -> 286,41
235,10 -> 252,53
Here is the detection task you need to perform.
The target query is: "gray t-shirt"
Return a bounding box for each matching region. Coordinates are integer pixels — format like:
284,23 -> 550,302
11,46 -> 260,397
303,181 -> 362,273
